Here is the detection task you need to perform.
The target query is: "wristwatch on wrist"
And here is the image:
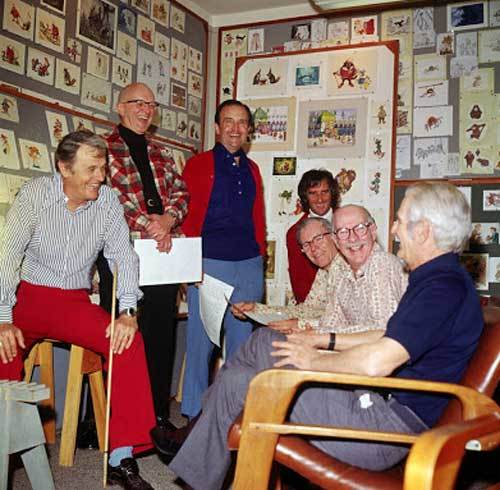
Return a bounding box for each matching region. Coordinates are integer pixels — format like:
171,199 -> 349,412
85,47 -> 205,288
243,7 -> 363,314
120,307 -> 137,318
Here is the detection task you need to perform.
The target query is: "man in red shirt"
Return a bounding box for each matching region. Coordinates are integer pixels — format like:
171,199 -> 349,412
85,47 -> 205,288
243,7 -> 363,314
287,169 -> 340,303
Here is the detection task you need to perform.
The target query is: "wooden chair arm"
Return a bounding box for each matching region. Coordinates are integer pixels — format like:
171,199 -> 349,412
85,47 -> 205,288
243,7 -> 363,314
233,369 -> 499,490
403,411 -> 500,490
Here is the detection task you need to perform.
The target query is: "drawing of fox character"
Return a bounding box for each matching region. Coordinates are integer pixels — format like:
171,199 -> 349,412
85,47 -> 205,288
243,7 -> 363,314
334,59 -> 358,88
424,115 -> 442,131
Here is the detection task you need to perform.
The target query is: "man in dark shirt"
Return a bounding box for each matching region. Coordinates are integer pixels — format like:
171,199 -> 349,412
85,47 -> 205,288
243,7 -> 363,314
167,182 -> 483,490
178,100 -> 266,421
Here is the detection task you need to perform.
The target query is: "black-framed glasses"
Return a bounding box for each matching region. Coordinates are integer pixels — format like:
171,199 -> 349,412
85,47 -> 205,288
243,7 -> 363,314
123,99 -> 160,109
334,222 -> 372,241
301,232 -> 331,252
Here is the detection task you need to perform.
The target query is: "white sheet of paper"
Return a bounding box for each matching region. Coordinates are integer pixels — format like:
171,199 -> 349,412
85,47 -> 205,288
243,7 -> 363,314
134,237 -> 202,286
244,310 -> 291,326
199,274 -> 235,347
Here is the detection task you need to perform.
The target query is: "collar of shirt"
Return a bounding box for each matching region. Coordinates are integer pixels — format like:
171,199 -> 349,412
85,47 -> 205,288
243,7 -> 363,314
409,252 -> 458,286
42,173 -> 101,213
339,242 -> 383,280
213,142 -> 249,167
309,208 -> 333,222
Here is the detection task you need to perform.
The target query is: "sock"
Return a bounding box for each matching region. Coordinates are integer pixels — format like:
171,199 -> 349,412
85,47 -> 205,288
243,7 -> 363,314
109,446 -> 133,467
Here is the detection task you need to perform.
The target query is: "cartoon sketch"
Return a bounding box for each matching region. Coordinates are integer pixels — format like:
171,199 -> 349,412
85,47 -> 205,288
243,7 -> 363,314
425,115 -> 442,131
31,56 -> 51,76
63,67 -> 77,86
464,150 -> 475,168
469,104 -> 483,119
466,123 -> 486,140
278,189 -> 293,216
333,59 -> 357,88
369,171 -> 381,194
373,138 -> 385,159
9,3 -> 32,32
1,98 -> 13,115
66,38 -> 81,63
377,105 -> 387,125
475,149 -> 490,167
252,68 -> 281,86
1,43 -> 20,66
335,168 -> 357,194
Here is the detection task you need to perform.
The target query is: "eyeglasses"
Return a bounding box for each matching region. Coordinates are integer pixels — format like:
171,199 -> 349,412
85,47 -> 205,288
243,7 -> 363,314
333,222 -> 372,241
123,99 -> 160,109
301,232 -> 331,252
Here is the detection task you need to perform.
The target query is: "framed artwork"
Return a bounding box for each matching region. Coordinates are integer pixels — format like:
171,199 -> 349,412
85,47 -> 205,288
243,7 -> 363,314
41,0 -> 65,15
65,37 -> 81,63
170,38 -> 187,83
414,106 -> 453,138
71,116 -> 94,132
327,20 -> 349,44
297,97 -> 368,159
154,31 -> 169,59
151,0 -> 169,27
176,111 -> 187,138
117,31 -> 137,65
118,5 -> 136,36
35,7 -> 65,53
18,138 -> 51,172
188,71 -> 203,98
6,174 -> 31,203
170,5 -> 185,34
311,18 -> 327,42
0,34 -> 25,75
187,95 -> 201,117
77,0 -> 117,53
188,46 -> 202,74
456,31 -> 477,57
414,80 -> 449,107
381,10 -> 411,38
291,23 -> 310,41
244,97 -> 296,152
450,56 -> 478,78
0,95 -> 19,122
137,14 -> 154,46
273,156 -> 297,176
80,73 -> 111,112
112,57 -> 132,87
27,47 -> 55,85
3,0 -> 35,40
130,0 -> 149,15
45,110 -> 69,147
351,15 -> 378,42
0,128 -> 20,169
161,108 -> 176,131
87,46 -> 109,80
294,62 -> 322,89
447,1 -> 488,31
436,32 -> 454,55
247,28 -> 264,54
414,54 -> 447,82
459,253 -> 489,290
270,177 -> 300,224
478,29 -> 500,63
327,49 -> 377,95
188,119 -> 201,141
240,58 -> 288,98
170,83 -> 186,110
55,58 -> 81,94
483,190 -> 500,211
469,222 -> 500,246
459,67 -> 494,93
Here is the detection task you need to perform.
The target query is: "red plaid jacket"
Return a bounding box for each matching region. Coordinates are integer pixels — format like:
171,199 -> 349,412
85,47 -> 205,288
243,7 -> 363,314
105,126 -> 189,239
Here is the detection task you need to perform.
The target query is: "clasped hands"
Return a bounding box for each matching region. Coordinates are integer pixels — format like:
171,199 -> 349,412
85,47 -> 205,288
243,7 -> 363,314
146,212 -> 176,252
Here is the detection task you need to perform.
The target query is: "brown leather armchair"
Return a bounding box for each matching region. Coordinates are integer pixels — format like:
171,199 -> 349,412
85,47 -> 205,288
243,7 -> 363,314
228,308 -> 500,489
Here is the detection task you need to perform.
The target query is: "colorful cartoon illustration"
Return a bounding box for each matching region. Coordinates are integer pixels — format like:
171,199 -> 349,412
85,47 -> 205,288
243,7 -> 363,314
1,44 -> 20,66
31,56 -> 51,77
369,171 -> 381,194
373,138 -> 385,159
63,68 -> 77,86
335,168 -> 357,194
10,3 -> 31,31
377,105 -> 387,125
424,115 -> 442,132
466,123 -> 486,140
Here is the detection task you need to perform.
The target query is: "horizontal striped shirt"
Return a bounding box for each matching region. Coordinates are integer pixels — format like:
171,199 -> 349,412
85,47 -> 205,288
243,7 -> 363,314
0,173 -> 142,323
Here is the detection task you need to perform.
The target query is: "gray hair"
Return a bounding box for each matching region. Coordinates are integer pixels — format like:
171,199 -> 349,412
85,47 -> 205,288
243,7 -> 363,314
296,217 -> 332,244
55,130 -> 107,172
404,182 -> 471,253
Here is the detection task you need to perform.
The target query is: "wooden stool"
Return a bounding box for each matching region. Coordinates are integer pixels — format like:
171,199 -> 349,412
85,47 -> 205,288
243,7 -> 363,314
24,341 -> 106,467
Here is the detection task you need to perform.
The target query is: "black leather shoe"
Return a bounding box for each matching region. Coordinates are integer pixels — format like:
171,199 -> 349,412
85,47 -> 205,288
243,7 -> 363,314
150,416 -> 199,457
108,458 -> 154,490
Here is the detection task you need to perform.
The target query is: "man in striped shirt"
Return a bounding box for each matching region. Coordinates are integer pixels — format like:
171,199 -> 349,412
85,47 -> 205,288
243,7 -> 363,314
0,131 -> 156,490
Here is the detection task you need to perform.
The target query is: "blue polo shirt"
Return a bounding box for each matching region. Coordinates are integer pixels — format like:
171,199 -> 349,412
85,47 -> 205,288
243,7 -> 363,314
385,252 -> 483,427
202,143 -> 260,261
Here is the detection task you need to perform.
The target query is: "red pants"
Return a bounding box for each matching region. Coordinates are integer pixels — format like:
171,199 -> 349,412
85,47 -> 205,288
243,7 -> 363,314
0,281 -> 156,451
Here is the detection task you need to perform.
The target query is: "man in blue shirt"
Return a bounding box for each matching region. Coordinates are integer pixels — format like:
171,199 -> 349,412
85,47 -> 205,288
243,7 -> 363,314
168,182 -> 483,490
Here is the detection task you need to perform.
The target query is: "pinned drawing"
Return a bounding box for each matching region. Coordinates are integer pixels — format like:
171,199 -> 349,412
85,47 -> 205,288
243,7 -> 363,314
81,72 -> 111,112
18,138 -> 51,172
77,0 -> 117,53
0,34 -> 25,74
327,50 -> 377,95
0,128 -> 20,169
45,111 -> 69,147
3,0 -> 34,40
35,7 -> 65,53
65,37 -> 82,63
240,58 -> 288,97
137,14 -> 154,46
414,106 -> 453,137
436,32 -> 454,55
414,54 -> 447,81
27,47 -> 54,85
117,31 -> 137,65
414,81 -> 448,107
0,95 -> 19,122
87,46 -> 109,80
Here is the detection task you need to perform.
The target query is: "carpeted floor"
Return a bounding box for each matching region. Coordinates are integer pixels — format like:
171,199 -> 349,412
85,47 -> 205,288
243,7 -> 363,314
8,401 -> 186,490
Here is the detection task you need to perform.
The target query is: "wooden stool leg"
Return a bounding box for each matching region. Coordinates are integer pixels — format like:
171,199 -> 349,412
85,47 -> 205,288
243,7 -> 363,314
21,445 -> 55,490
38,343 -> 56,444
59,345 -> 85,467
88,370 -> 106,452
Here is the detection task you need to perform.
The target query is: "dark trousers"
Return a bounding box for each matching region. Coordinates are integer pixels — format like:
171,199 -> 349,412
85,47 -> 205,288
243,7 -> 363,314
97,252 -> 178,420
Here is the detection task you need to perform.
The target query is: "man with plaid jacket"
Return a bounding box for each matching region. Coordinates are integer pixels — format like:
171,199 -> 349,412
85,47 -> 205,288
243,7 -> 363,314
97,83 -> 189,441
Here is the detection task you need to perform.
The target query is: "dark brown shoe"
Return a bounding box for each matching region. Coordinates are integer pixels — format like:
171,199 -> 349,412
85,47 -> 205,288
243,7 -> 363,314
150,416 -> 199,457
108,458 -> 154,490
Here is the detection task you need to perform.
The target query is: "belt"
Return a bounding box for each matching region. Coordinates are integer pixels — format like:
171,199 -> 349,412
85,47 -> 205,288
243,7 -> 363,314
388,397 -> 429,433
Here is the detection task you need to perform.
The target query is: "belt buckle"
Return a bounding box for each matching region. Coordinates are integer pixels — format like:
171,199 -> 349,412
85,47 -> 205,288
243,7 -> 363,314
147,198 -> 155,207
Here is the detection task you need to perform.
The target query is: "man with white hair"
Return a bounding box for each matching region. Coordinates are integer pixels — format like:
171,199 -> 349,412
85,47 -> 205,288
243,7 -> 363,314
168,182 -> 483,490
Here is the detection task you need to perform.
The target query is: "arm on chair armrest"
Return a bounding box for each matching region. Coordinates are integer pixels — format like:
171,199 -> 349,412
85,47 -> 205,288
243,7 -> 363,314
233,369 -> 499,490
